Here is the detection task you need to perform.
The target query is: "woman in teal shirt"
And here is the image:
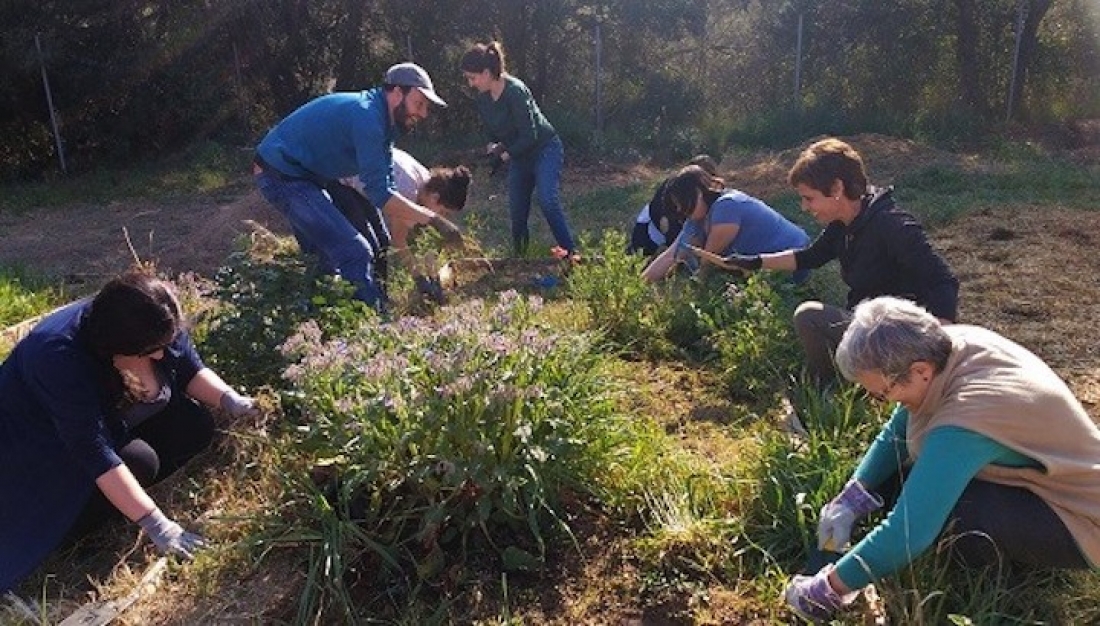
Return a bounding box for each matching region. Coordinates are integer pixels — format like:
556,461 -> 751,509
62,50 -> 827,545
784,296 -> 1100,622
460,40 -> 577,257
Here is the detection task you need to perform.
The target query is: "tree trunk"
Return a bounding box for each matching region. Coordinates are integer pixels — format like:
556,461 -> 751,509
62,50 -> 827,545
334,0 -> 368,91
952,0 -> 984,115
1009,0 -> 1053,121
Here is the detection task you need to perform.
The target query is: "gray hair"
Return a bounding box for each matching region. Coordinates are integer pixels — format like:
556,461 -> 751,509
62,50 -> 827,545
835,296 -> 953,382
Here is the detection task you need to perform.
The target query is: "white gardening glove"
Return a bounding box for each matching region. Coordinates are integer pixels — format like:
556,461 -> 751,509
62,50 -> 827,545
817,479 -> 883,552
137,508 -> 206,560
219,389 -> 259,418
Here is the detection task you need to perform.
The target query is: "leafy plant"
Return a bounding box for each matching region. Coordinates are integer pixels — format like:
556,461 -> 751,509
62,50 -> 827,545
276,291 -> 627,619
699,274 -> 803,401
0,266 -> 66,328
198,234 -> 374,390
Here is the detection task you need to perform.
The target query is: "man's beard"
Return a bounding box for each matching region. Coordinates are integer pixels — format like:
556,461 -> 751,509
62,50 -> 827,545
393,98 -> 416,134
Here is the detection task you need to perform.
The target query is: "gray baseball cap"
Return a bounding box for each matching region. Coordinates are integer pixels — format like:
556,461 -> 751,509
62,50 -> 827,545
384,62 -> 447,107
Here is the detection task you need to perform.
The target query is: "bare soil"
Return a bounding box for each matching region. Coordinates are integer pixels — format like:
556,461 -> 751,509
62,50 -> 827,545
3,133 -> 1100,624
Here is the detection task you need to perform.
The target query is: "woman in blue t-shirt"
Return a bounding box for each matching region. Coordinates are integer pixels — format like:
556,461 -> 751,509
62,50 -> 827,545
641,165 -> 810,283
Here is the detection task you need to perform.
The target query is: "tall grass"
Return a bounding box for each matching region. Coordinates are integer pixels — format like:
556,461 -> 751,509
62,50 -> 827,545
0,267 -> 64,328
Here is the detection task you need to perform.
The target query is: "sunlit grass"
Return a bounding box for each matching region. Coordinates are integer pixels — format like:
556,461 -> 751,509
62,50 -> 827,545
0,266 -> 68,357
0,141 -> 250,214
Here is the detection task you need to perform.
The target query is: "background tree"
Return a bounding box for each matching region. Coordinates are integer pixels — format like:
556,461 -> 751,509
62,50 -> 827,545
1,0 -> 1097,180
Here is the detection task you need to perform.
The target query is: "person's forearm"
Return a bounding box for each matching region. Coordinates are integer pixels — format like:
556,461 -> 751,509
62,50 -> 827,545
642,247 -> 677,282
96,464 -> 157,522
382,193 -> 436,226
760,250 -> 798,271
186,368 -> 233,408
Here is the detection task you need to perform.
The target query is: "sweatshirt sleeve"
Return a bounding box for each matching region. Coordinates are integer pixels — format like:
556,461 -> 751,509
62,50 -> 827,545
353,107 -> 396,209
26,339 -> 122,478
835,426 -> 1006,590
501,85 -> 542,159
167,330 -> 205,389
852,404 -> 910,489
793,223 -> 843,269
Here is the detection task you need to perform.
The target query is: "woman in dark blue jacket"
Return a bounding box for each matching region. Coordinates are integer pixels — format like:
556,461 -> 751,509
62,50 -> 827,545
0,270 -> 256,593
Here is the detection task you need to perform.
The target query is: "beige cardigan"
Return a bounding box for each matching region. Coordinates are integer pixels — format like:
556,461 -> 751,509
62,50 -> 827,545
908,324 -> 1100,566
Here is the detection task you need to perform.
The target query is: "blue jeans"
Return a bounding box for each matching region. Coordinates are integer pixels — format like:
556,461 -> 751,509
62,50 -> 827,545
507,135 -> 576,256
254,170 -> 383,308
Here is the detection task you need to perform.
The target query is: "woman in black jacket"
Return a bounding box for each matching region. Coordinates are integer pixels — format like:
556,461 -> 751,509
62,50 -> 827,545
704,138 -> 958,383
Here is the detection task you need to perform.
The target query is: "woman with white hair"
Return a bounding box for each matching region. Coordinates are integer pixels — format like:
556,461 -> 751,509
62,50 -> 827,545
783,296 -> 1100,622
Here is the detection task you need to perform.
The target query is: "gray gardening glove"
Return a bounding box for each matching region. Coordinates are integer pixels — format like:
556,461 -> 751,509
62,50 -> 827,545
220,389 -> 259,418
137,508 -> 206,560
784,564 -> 855,622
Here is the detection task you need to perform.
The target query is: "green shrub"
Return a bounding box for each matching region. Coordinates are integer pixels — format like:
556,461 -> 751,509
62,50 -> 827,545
276,291 -> 628,618
199,236 -> 374,390
0,267 -> 66,328
704,274 -> 802,401
566,231 -> 676,358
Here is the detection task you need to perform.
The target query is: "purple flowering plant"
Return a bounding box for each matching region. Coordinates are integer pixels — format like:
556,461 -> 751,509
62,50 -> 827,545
278,290 -> 619,593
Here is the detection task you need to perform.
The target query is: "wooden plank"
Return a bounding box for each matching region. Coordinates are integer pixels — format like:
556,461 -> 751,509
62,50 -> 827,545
58,557 -> 168,626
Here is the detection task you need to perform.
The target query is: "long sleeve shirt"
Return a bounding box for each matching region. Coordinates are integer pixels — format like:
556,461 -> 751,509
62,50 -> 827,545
793,187 -> 959,320
473,75 -> 556,161
836,406 -> 1036,590
256,88 -> 400,209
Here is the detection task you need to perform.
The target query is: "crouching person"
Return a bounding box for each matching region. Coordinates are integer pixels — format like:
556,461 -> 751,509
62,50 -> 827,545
784,296 -> 1100,621
0,269 -> 258,593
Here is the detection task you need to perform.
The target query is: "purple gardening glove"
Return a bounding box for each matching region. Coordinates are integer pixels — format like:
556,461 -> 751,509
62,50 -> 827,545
818,479 -> 883,551
220,389 -> 259,419
137,508 -> 206,560
783,564 -> 855,622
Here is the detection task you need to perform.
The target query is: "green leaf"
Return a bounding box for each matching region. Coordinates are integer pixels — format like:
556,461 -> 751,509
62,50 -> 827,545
501,546 -> 541,572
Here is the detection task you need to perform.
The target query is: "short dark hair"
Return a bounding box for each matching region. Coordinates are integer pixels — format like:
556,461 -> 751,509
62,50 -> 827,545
788,138 -> 869,199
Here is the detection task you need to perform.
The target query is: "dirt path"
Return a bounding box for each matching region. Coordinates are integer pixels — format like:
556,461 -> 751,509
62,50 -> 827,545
0,191 -> 289,286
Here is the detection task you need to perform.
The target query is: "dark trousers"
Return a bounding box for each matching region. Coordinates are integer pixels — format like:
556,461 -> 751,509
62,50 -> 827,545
793,301 -> 852,385
875,472 -> 1088,570
627,221 -> 660,256
67,396 -> 215,538
324,182 -> 390,296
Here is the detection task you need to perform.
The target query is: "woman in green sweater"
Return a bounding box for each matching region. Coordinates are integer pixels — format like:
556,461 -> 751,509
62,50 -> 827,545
460,41 -> 577,257
783,295 -> 1100,622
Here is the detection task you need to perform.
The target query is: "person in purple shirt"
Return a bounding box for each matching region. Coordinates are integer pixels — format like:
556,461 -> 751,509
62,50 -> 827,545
0,270 -> 257,594
641,164 -> 811,283
253,62 -> 461,310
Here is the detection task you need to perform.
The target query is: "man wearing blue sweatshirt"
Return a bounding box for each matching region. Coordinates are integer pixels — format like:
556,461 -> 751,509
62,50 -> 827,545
253,62 -> 461,310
